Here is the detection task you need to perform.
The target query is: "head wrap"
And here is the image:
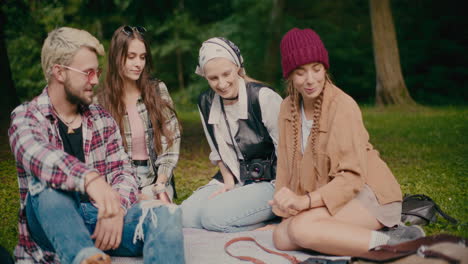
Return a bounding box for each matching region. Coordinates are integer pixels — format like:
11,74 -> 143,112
195,37 -> 245,77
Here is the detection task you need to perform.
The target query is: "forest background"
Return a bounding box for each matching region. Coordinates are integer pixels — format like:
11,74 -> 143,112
1,0 -> 467,108
0,0 -> 467,255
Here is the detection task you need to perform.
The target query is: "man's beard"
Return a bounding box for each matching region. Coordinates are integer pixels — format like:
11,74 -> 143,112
64,78 -> 91,106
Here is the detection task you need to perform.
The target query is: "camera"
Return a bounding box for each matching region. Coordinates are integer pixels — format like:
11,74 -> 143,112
239,158 -> 276,183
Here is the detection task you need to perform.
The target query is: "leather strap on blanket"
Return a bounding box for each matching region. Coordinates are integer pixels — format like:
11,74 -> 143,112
224,236 -> 300,264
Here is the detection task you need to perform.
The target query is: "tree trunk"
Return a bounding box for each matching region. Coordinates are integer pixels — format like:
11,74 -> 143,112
95,20 -> 103,41
175,0 -> 185,90
263,0 -> 284,84
175,30 -> 185,90
0,6 -> 20,126
369,0 -> 414,105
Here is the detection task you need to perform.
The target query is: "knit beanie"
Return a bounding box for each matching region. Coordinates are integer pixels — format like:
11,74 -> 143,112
280,28 -> 329,78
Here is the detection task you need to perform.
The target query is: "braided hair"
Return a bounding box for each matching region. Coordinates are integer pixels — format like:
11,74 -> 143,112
287,73 -> 332,164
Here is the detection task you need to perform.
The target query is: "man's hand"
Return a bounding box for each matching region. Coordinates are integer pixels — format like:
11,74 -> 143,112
91,209 -> 125,250
85,172 -> 122,219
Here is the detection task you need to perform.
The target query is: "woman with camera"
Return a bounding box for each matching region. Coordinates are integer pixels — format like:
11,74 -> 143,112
180,37 -> 283,232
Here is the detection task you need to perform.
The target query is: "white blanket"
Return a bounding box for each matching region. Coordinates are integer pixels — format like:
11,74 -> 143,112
111,228 -> 350,264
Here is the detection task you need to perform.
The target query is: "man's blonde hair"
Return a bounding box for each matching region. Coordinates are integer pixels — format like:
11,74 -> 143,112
41,27 -> 105,82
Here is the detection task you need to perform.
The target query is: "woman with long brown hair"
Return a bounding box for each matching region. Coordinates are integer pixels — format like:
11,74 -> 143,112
97,26 -> 180,202
269,28 -> 424,255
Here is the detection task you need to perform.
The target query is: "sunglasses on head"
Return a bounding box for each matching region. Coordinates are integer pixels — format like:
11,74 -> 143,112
122,26 -> 147,36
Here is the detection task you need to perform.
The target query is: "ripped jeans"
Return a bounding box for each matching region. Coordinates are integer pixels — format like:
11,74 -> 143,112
26,187 -> 185,264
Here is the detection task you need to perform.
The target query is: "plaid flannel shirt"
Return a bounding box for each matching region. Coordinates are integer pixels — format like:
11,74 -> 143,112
8,87 -> 138,264
122,81 -> 180,187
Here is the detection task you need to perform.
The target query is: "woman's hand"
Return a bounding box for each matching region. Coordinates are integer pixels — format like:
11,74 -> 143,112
269,187 -> 310,214
152,183 -> 173,204
208,182 -> 235,199
208,160 -> 236,199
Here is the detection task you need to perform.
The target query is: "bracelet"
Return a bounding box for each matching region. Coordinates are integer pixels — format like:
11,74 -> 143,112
306,192 -> 312,209
152,183 -> 167,195
85,175 -> 101,190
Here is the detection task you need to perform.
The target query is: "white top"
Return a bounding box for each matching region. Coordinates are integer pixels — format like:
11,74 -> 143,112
199,78 -> 282,184
301,102 -> 314,153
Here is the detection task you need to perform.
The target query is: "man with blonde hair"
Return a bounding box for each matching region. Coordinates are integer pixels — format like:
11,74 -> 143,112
9,27 -> 185,264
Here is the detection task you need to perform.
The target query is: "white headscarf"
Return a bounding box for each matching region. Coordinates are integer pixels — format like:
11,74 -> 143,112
195,37 -> 246,77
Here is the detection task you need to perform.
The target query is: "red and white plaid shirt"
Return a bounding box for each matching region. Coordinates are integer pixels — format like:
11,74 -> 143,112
8,87 -> 139,263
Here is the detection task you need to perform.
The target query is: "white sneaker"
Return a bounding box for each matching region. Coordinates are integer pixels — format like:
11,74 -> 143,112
385,225 -> 426,245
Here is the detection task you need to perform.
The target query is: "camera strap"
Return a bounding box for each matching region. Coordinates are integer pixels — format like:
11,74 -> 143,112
220,99 -> 244,161
224,236 -> 301,264
220,99 -> 276,183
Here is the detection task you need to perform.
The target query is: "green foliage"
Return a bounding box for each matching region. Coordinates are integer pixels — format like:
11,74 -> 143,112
392,0 -> 468,105
3,1 -> 50,100
3,0 -> 467,104
153,11 -> 200,57
171,77 -> 208,111
150,9 -> 203,89
7,34 -> 45,100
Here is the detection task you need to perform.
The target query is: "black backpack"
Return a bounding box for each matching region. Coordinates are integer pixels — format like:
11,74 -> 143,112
401,194 -> 458,225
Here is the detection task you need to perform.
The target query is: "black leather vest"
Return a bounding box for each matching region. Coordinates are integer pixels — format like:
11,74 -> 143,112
198,82 -> 277,181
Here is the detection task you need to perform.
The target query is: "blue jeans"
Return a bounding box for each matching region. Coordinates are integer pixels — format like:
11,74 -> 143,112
26,187 -> 185,264
180,181 -> 276,232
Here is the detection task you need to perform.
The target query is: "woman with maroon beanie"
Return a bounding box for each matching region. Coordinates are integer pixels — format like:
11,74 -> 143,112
269,28 -> 424,255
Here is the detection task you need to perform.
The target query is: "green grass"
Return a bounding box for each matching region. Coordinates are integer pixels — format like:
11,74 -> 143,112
361,106 -> 468,236
0,106 -> 467,254
173,110 -> 218,202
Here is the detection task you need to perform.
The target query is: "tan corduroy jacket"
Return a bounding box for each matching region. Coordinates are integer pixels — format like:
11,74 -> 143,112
273,83 -> 402,217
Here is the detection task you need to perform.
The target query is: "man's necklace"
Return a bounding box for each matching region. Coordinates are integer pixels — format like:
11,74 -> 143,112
53,106 -> 79,134
58,114 -> 78,134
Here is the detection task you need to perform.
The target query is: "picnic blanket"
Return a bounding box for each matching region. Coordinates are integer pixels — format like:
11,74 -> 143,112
112,228 -> 350,264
